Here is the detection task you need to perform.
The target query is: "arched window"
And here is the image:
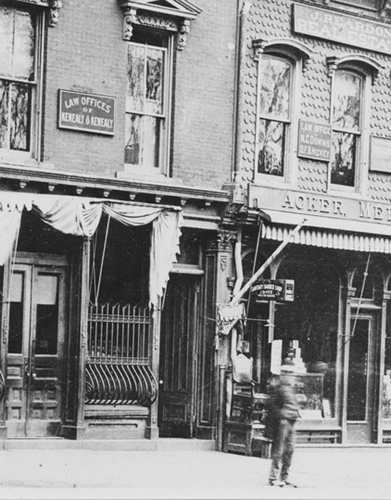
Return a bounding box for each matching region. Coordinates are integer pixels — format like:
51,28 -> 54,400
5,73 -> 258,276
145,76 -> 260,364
331,69 -> 364,188
257,55 -> 293,178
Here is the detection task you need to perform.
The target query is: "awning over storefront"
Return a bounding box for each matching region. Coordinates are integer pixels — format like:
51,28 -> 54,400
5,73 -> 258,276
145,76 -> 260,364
262,217 -> 391,254
0,192 -> 183,308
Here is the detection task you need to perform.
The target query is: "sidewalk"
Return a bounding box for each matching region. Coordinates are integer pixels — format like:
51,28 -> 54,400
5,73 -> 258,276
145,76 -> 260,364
1,445 -> 391,499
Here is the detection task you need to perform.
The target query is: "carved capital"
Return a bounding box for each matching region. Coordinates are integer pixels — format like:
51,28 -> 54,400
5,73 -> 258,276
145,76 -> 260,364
48,0 -> 62,27
210,230 -> 237,251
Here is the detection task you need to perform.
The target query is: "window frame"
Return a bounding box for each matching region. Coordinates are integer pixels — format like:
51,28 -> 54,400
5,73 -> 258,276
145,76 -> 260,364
0,3 -> 44,164
124,32 -> 174,178
329,65 -> 371,195
254,49 -> 302,187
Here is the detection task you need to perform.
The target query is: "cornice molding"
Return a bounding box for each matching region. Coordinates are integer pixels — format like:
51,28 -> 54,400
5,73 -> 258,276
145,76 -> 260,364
119,0 -> 201,50
326,54 -> 386,84
0,163 -> 229,205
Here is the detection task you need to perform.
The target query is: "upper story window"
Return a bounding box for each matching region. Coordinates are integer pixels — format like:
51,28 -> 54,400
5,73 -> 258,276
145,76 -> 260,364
0,4 -> 42,160
257,55 -> 292,179
330,69 -> 363,188
253,38 -> 313,186
125,31 -> 171,174
119,1 -> 202,177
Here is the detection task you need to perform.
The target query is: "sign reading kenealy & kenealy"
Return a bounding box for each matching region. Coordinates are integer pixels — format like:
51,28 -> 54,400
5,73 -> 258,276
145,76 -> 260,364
58,90 -> 115,136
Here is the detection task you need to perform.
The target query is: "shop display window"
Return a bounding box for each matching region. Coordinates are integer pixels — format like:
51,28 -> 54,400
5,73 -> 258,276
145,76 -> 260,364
382,303 -> 391,420
274,256 -> 339,419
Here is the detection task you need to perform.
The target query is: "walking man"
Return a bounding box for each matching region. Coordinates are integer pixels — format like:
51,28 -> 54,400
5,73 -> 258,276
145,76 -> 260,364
265,364 -> 300,487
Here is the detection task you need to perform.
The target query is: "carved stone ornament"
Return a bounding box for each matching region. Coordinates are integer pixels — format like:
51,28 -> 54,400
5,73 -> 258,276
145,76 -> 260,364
10,0 -> 62,27
119,0 -> 202,49
326,55 -> 385,85
210,230 -> 237,251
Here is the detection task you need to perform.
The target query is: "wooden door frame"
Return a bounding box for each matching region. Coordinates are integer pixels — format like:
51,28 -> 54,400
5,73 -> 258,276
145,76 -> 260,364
158,269 -> 202,438
343,304 -> 380,444
3,252 -> 69,438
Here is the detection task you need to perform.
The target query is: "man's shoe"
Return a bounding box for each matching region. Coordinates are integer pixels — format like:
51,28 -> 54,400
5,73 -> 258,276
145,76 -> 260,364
280,480 -> 297,488
269,479 -> 285,486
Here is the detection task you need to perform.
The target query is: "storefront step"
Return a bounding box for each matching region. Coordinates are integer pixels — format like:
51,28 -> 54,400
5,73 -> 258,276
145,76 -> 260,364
0,438 -> 216,452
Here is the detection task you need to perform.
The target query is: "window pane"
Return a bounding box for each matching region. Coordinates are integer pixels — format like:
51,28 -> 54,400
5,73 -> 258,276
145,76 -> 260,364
260,57 -> 291,120
257,119 -> 284,176
347,319 -> 368,421
0,7 -> 13,79
9,272 -> 24,354
35,274 -> 59,355
127,44 -> 145,113
13,10 -> 35,81
145,48 -> 163,115
125,114 -> 159,168
331,131 -> 355,186
0,81 -> 10,149
10,82 -> 30,151
333,71 -> 361,132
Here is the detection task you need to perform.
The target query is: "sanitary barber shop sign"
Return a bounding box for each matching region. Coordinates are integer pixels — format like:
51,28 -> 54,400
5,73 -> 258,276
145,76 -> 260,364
58,90 -> 115,135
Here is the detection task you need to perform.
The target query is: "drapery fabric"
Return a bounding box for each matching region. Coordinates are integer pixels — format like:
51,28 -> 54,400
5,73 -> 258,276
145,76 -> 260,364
0,193 -> 182,308
0,209 -> 22,266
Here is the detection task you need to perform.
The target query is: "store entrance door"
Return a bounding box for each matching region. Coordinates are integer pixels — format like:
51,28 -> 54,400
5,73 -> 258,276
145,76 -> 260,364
346,312 -> 378,443
5,254 -> 67,438
158,274 -> 200,438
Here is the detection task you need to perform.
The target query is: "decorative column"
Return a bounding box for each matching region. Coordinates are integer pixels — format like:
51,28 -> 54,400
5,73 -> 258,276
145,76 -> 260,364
199,230 -> 236,444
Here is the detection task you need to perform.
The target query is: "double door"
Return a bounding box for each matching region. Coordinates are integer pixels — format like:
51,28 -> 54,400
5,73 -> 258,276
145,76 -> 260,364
5,254 -> 67,438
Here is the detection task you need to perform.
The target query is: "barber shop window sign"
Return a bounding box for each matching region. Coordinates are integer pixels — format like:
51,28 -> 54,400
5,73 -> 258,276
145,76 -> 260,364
252,279 -> 295,302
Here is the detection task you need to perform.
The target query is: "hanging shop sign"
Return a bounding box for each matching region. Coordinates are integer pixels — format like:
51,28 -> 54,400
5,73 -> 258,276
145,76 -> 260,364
58,90 -> 115,136
298,120 -> 331,161
252,279 -> 294,302
293,3 -> 391,56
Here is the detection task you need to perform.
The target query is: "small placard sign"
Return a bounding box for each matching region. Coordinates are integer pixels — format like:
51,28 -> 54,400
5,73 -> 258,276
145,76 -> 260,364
252,279 -> 294,302
298,119 -> 331,161
370,136 -> 391,173
58,90 -> 115,136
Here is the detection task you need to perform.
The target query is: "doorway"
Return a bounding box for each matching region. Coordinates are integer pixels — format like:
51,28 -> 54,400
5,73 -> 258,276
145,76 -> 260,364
158,274 -> 200,438
346,312 -> 378,443
5,253 -> 68,438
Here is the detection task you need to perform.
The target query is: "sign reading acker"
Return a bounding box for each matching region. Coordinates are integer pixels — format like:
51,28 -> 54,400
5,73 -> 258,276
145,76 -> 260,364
293,3 -> 391,56
58,90 -> 115,136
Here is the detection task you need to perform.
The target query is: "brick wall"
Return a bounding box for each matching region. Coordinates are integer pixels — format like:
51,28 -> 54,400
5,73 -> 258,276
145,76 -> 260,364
42,0 -> 237,191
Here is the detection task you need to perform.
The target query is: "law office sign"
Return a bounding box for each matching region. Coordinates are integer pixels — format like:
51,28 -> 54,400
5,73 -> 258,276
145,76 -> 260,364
293,3 -> 391,56
58,90 -> 115,136
298,120 -> 331,162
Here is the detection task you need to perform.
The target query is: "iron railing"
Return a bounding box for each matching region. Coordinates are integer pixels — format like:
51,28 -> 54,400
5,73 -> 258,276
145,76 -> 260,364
85,303 -> 157,406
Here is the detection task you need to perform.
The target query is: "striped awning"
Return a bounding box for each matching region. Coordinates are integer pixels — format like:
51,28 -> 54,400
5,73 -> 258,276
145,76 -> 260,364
262,222 -> 391,254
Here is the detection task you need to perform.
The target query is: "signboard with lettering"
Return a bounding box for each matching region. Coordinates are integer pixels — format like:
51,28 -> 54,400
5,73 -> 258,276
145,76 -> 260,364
248,184 -> 391,233
370,136 -> 391,173
252,279 -> 295,302
298,120 -> 331,161
58,90 -> 115,136
293,3 -> 391,56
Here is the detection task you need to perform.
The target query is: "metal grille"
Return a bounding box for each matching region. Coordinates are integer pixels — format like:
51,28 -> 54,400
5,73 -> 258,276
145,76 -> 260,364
86,303 -> 157,406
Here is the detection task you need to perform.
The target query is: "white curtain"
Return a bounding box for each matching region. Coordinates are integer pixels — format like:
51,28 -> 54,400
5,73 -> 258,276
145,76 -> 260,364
0,208 -> 22,266
29,194 -> 182,307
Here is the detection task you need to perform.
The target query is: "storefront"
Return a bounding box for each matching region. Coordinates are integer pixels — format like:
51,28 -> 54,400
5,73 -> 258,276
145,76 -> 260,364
0,191 -> 183,440
236,190 -> 391,445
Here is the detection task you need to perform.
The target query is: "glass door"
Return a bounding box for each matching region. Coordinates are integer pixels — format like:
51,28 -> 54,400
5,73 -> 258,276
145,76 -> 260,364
5,257 -> 67,438
346,313 -> 377,443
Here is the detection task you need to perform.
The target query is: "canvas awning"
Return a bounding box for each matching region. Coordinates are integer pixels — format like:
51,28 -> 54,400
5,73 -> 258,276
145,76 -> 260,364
0,192 -> 183,308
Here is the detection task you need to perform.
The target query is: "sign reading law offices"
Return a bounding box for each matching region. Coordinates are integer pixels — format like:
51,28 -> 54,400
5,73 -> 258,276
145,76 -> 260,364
293,3 -> 391,56
58,90 -> 115,136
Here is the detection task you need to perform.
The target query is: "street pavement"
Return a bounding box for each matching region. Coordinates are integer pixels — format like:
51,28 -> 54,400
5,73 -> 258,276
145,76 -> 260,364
0,445 -> 391,499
